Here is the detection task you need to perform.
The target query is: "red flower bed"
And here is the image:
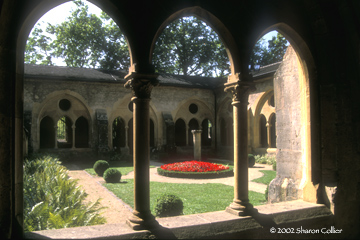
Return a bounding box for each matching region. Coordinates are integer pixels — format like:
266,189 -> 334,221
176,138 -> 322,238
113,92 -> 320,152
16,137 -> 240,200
160,160 -> 229,173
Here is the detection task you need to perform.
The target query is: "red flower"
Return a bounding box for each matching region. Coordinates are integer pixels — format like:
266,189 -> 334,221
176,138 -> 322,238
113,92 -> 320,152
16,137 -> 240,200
160,161 -> 229,173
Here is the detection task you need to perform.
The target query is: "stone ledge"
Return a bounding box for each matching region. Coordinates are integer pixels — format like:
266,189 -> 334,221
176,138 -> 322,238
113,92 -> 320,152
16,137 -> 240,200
24,200 -> 333,239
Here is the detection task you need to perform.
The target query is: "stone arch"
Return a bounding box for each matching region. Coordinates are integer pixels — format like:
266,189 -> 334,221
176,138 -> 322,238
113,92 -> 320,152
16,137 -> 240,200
33,91 -> 91,151
251,23 -> 318,202
217,97 -> 233,147
259,114 -> 268,148
252,90 -> 275,150
150,6 -> 240,75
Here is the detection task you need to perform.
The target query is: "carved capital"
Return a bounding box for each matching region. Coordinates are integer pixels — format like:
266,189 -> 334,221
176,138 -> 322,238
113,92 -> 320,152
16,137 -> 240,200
124,72 -> 159,99
224,81 -> 256,103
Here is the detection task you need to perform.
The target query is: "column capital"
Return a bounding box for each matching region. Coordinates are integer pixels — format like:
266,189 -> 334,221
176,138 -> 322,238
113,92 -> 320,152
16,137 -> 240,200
224,81 -> 256,103
124,72 -> 159,99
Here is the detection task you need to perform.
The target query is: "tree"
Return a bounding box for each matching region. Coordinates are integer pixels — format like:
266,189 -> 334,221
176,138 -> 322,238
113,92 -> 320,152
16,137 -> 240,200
250,32 -> 289,68
152,16 -> 230,77
25,0 -> 130,70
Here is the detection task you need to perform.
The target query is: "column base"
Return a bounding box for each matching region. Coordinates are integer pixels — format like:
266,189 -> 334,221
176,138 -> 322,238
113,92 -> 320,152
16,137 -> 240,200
126,210 -> 159,231
226,201 -> 258,216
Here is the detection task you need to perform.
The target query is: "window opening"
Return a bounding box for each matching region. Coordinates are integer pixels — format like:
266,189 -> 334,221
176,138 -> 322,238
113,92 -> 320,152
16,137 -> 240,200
175,119 -> 186,146
57,116 -> 72,148
59,99 -> 71,111
75,116 -> 89,148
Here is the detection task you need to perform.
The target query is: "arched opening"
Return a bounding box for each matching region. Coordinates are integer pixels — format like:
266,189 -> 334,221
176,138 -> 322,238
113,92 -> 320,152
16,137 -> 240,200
40,116 -> 55,148
75,116 -> 89,148
201,119 -> 212,146
112,117 -> 125,152
188,118 -> 199,146
250,27 -> 316,203
57,116 -> 72,148
175,119 -> 186,146
259,114 -> 268,148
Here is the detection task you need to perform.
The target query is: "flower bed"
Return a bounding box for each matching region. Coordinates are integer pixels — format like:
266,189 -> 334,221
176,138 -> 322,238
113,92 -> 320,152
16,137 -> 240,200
157,160 -> 233,179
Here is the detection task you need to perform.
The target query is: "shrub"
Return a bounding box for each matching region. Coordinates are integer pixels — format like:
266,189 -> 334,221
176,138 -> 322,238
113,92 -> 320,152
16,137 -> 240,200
248,154 -> 255,167
103,168 -> 122,183
254,154 -> 276,165
23,155 -> 106,231
154,194 -> 183,217
93,160 -> 110,176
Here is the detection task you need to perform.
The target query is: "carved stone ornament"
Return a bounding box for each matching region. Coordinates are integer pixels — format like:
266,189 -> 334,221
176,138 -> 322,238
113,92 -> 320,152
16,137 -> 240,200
224,81 -> 256,103
124,72 -> 159,99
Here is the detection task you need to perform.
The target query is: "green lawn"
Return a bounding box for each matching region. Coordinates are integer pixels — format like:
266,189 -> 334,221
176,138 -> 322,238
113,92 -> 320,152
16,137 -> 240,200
251,170 -> 276,185
104,180 -> 266,215
87,162 -> 274,215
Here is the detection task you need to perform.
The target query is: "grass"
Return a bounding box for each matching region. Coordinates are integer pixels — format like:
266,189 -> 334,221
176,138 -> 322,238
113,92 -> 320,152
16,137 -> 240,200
87,160 -> 273,216
104,180 -> 266,215
251,170 -> 276,185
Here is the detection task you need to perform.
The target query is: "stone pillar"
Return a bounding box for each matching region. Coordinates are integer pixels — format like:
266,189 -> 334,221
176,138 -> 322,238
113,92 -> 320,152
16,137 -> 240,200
72,125 -> 76,149
192,130 -> 202,160
224,77 -> 256,216
266,121 -> 272,148
54,126 -> 58,149
124,71 -> 159,230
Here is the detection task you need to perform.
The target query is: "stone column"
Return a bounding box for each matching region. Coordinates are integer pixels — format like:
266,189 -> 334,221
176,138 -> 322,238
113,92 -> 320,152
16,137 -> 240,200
54,126 -> 58,149
192,130 -> 202,160
124,71 -> 159,230
266,121 -> 272,148
224,77 -> 256,216
72,125 -> 76,149
125,126 -> 129,153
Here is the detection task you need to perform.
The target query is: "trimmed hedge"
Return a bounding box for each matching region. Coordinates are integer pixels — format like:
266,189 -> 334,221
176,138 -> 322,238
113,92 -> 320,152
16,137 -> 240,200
93,160 -> 109,176
157,166 -> 233,179
154,194 -> 183,217
103,168 -> 122,183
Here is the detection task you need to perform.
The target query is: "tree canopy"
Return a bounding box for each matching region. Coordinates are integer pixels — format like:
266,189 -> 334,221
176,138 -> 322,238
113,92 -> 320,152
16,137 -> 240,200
250,32 -> 289,68
152,16 -> 230,77
25,0 -> 130,70
25,1 -> 288,75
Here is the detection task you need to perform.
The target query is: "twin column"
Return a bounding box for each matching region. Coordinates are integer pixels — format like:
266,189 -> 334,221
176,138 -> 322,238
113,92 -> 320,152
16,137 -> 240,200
124,71 -> 255,230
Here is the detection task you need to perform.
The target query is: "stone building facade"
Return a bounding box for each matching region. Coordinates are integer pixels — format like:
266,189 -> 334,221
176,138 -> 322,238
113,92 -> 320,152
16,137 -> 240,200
23,56 -> 280,159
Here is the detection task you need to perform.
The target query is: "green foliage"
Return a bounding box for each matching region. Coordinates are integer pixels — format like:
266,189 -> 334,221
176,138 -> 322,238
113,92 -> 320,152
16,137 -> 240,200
252,170 -> 276,185
254,154 -> 276,165
265,185 -> 269,201
153,16 -> 230,77
23,155 -> 106,231
103,168 -> 122,183
272,160 -> 276,171
250,32 -> 289,67
154,194 -> 184,217
25,0 -> 129,70
93,160 -> 109,176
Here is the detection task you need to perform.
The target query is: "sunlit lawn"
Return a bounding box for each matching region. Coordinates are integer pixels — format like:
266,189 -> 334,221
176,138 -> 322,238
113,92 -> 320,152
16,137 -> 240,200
86,161 -> 275,215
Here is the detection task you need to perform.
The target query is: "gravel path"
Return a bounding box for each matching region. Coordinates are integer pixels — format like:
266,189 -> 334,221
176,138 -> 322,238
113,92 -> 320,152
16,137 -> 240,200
67,163 -> 273,224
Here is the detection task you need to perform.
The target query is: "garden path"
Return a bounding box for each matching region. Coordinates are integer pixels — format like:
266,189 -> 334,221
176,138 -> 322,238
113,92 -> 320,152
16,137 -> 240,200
67,163 -> 273,224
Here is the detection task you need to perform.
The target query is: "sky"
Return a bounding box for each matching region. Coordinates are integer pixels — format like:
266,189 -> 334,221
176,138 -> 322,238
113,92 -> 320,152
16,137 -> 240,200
29,0 -> 279,66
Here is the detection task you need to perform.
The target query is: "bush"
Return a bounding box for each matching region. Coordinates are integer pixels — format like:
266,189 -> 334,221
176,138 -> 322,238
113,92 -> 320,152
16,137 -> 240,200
154,194 -> 183,217
23,155 -> 106,231
248,154 -> 255,167
103,168 -> 122,183
254,154 -> 276,165
93,160 -> 110,176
